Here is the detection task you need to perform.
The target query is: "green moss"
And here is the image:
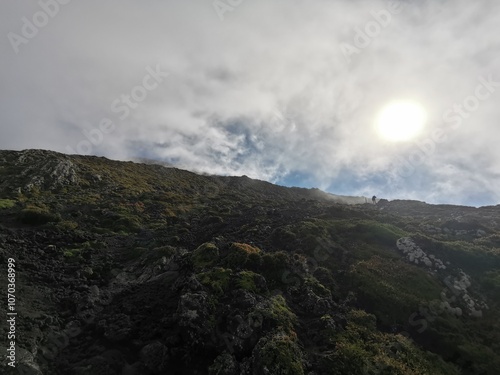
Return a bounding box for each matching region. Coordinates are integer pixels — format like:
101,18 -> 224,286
192,242 -> 219,269
346,309 -> 377,331
0,199 -> 16,209
313,267 -> 339,296
225,242 -> 261,269
253,331 -> 304,375
304,277 -> 332,298
63,249 -> 83,263
319,309 -> 461,375
198,268 -> 232,295
235,271 -> 259,293
256,295 -> 297,332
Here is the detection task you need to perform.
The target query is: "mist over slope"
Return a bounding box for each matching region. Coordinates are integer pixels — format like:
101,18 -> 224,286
0,149 -> 499,375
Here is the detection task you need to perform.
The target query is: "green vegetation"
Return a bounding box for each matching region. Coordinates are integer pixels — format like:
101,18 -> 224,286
349,256 -> 443,326
482,269 -> 500,294
318,309 -> 461,375
1,150 -> 499,374
198,267 -> 232,295
224,242 -> 262,269
192,242 -> 219,270
255,295 -> 297,332
63,248 -> 83,263
354,221 -> 407,246
235,271 -> 261,293
415,235 -> 500,276
253,331 -> 304,375
57,220 -> 79,230
0,198 -> 16,209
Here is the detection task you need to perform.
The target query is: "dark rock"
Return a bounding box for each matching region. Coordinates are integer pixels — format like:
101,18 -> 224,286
140,341 -> 169,373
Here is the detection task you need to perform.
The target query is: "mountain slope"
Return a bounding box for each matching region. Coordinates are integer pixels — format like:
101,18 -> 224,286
0,149 -> 499,375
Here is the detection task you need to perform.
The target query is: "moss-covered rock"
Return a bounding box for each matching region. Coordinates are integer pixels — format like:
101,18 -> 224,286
316,308 -> 461,375
255,295 -> 297,333
234,270 -> 267,294
197,267 -> 232,295
192,242 -> 219,270
252,330 -> 304,375
225,242 -> 262,269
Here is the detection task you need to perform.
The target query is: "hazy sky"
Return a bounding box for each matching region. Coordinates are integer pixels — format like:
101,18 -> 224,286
1,0 -> 499,206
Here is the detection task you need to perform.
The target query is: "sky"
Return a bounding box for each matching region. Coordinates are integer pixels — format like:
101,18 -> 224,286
1,0 -> 499,207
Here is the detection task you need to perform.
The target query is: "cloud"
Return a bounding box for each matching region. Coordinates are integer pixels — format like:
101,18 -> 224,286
1,0 -> 499,206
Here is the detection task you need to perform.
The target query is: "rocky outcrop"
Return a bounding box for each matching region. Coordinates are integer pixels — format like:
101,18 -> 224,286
0,149 -> 79,195
396,237 -> 489,319
443,271 -> 489,318
396,237 -> 446,271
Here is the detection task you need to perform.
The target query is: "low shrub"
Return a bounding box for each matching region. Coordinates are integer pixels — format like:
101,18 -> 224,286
192,242 -> 219,269
0,199 -> 16,209
225,243 -> 261,269
57,220 -> 79,230
252,330 -> 304,375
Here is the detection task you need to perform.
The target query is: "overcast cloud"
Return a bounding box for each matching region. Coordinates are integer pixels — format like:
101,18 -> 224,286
1,0 -> 499,206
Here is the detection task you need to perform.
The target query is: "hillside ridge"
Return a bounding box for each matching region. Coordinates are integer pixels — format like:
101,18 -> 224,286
0,149 -> 499,375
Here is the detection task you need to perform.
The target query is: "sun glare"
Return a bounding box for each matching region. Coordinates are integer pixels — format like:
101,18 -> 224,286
376,101 -> 427,142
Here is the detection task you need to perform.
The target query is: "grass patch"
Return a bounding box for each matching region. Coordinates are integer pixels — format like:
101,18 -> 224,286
0,199 -> 16,209
349,256 -> 443,326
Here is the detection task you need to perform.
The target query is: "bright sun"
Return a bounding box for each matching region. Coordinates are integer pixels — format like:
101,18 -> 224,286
375,101 -> 427,142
